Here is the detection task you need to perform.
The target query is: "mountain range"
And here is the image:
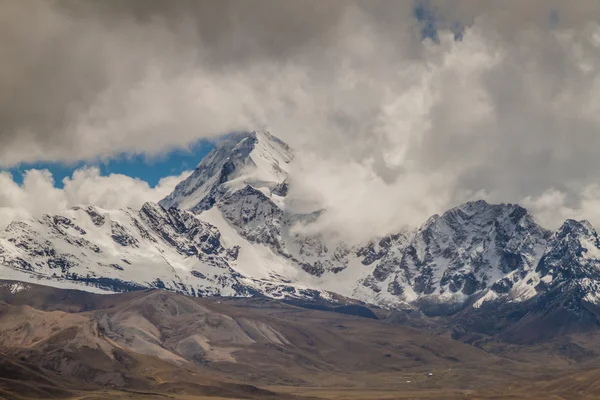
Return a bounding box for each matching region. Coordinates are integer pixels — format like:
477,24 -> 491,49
2,130 -> 600,321
5,131 -> 600,399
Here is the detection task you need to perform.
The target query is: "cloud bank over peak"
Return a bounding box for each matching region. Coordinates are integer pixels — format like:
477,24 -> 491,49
2,1 -> 600,240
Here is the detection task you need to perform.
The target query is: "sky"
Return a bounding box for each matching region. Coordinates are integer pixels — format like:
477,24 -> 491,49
2,0 -> 600,242
4,140 -> 213,187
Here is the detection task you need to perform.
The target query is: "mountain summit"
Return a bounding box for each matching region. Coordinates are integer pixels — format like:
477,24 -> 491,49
160,130 -> 292,212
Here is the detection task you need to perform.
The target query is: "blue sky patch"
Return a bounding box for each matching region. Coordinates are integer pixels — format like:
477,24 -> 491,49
3,140 -> 214,188
414,0 -> 465,42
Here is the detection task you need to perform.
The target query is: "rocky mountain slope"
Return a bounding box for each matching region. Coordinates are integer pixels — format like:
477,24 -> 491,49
1,131 -> 600,317
356,200 -> 552,309
0,203 -> 245,296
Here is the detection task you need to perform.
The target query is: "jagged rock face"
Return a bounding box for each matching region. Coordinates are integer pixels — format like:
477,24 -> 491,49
363,201 -> 551,303
358,231 -> 414,281
139,203 -> 225,257
537,220 -> 600,281
218,186 -> 288,256
535,219 -> 600,303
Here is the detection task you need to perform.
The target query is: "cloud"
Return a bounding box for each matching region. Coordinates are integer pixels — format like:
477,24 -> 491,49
3,1 -> 600,241
523,185 -> 600,231
0,168 -> 191,229
280,21 -> 600,241
0,0 -> 357,165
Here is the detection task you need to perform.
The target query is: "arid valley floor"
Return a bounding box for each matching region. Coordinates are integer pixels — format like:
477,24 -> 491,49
1,281 -> 600,399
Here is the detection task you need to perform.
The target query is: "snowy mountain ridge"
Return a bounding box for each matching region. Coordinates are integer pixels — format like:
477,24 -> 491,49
1,131 -> 600,314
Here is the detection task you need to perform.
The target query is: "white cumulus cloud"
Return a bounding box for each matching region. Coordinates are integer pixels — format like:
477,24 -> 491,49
0,168 -> 191,229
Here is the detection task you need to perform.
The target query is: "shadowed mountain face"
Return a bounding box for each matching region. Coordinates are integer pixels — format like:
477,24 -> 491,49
2,281 -> 600,399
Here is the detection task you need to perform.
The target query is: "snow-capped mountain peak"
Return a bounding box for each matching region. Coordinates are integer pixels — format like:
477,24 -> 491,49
160,130 -> 293,212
